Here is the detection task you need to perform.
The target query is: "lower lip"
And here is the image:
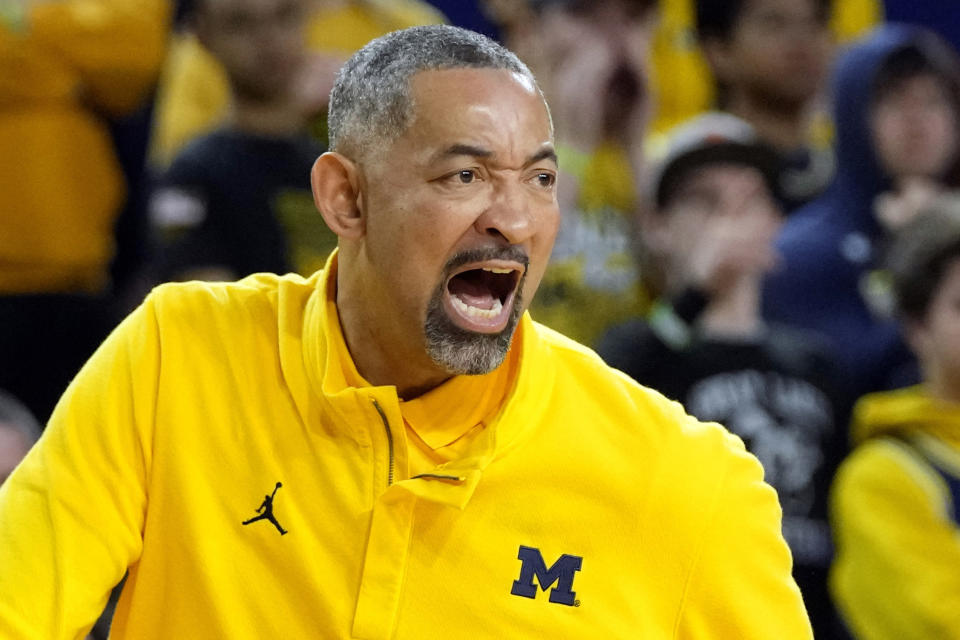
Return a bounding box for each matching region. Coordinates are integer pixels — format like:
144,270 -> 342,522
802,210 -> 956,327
441,290 -> 514,334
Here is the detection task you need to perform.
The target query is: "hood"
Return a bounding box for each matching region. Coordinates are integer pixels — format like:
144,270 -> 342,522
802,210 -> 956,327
828,24 -> 960,229
851,385 -> 960,445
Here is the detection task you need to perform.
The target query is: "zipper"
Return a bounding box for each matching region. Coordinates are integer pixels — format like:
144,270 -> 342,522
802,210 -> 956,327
371,398 -> 394,487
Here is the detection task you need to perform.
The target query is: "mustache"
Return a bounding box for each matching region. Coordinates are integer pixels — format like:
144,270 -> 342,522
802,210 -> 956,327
443,246 -> 530,276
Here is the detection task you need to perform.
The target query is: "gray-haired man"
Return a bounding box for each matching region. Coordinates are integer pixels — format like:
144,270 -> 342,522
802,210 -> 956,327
0,25 -> 811,638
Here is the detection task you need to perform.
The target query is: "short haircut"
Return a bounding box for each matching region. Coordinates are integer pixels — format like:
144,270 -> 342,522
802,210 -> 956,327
888,196 -> 960,322
0,390 -> 41,446
872,42 -> 960,109
328,25 -> 540,158
695,0 -> 829,42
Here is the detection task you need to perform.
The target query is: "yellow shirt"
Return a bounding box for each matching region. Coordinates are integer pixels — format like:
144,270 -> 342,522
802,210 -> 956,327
331,282 -> 516,477
830,386 -> 960,640
0,253 -> 811,638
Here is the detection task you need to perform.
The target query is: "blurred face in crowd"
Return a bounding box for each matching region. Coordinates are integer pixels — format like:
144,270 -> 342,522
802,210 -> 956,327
907,257 -> 960,401
0,423 -> 30,486
871,73 -> 959,182
657,162 -> 781,292
324,68 -> 559,388
196,0 -> 306,102
707,0 -> 830,110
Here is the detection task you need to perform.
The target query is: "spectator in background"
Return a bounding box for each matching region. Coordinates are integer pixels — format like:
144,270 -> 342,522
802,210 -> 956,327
149,0 -> 333,282
0,0 -> 171,421
647,0 -> 879,138
0,390 -> 40,486
494,0 -> 657,346
598,112 -> 849,639
763,24 -> 960,400
830,198 -> 960,640
150,0 -> 445,165
695,0 -> 834,212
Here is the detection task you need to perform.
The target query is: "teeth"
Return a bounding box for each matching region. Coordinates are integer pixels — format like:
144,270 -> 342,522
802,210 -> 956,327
451,295 -> 503,319
483,267 -> 513,274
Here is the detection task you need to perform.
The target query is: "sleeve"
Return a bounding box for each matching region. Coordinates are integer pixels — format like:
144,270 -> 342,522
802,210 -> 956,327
674,430 -> 814,640
829,440 -> 960,640
6,0 -> 171,114
0,296 -> 161,639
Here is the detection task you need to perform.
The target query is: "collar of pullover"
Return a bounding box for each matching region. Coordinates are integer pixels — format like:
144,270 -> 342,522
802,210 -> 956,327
283,251 -> 551,507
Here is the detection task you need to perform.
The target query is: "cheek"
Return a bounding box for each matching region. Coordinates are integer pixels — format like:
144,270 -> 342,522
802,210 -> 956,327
930,110 -> 959,157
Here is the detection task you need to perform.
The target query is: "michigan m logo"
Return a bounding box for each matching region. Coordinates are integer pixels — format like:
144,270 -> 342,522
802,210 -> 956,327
510,545 -> 583,606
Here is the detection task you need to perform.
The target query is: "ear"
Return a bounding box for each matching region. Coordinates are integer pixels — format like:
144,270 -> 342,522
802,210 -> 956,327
311,152 -> 365,240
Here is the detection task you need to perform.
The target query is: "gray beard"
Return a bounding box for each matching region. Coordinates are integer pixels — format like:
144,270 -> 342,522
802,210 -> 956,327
423,278 -> 525,375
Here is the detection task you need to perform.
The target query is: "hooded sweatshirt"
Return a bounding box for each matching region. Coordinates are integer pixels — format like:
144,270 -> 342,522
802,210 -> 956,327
830,386 -> 960,639
762,25 -> 960,398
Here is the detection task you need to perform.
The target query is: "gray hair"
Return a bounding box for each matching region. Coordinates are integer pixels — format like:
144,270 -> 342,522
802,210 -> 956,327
328,24 -> 541,157
0,390 -> 42,446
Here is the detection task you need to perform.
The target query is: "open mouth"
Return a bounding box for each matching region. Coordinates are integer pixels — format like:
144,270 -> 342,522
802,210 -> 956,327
443,262 -> 524,333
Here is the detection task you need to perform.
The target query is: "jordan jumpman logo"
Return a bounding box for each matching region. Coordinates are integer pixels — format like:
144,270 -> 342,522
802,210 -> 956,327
242,482 -> 288,535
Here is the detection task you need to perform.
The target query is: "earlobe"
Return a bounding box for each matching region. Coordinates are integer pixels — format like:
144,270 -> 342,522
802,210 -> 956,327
311,152 -> 365,240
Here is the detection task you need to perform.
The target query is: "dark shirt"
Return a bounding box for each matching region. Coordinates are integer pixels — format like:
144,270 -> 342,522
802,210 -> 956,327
598,317 -> 851,639
150,130 -> 334,280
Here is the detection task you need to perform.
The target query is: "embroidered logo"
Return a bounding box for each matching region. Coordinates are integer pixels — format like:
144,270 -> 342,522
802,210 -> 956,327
242,482 -> 288,535
510,545 -> 582,606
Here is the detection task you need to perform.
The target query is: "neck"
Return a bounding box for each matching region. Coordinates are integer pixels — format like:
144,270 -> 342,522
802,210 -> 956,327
335,264 -> 451,400
698,276 -> 764,338
229,94 -> 306,139
725,92 -> 808,151
923,372 -> 960,406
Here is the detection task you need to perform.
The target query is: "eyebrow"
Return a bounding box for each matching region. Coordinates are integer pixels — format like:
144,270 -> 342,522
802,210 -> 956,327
527,146 -> 558,167
432,143 -> 558,167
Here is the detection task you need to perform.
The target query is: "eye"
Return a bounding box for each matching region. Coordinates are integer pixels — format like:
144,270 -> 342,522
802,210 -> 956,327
456,170 -> 477,184
532,172 -> 556,189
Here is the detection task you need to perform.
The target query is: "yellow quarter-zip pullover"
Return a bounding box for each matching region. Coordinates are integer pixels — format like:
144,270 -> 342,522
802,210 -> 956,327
0,254 -> 811,639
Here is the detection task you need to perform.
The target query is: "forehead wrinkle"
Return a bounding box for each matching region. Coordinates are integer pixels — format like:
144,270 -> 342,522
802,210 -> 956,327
401,70 -> 553,170
428,143 -> 493,165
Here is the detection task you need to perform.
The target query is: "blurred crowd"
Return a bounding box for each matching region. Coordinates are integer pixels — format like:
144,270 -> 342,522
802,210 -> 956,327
3,0 -> 960,638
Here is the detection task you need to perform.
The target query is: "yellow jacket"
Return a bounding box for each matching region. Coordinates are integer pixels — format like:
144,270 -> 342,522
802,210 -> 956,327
830,386 -> 960,639
0,0 -> 170,293
0,254 -> 811,639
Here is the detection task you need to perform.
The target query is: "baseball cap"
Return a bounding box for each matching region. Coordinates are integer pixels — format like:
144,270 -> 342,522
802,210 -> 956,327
650,112 -> 784,210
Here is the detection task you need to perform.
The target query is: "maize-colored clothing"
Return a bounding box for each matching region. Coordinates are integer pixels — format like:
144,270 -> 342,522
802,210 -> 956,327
0,254 -> 811,639
647,0 -> 883,137
0,0 -> 170,293
830,386 -> 960,640
150,0 -> 445,165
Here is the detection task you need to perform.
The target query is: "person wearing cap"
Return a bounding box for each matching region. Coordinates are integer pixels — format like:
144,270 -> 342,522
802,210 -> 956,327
598,111 -> 850,639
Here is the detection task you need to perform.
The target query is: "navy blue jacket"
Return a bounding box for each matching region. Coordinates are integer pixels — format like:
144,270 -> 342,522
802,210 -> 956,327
762,25 -> 958,398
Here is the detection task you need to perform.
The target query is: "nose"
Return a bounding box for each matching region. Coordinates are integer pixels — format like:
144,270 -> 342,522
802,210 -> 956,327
474,180 -> 541,245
